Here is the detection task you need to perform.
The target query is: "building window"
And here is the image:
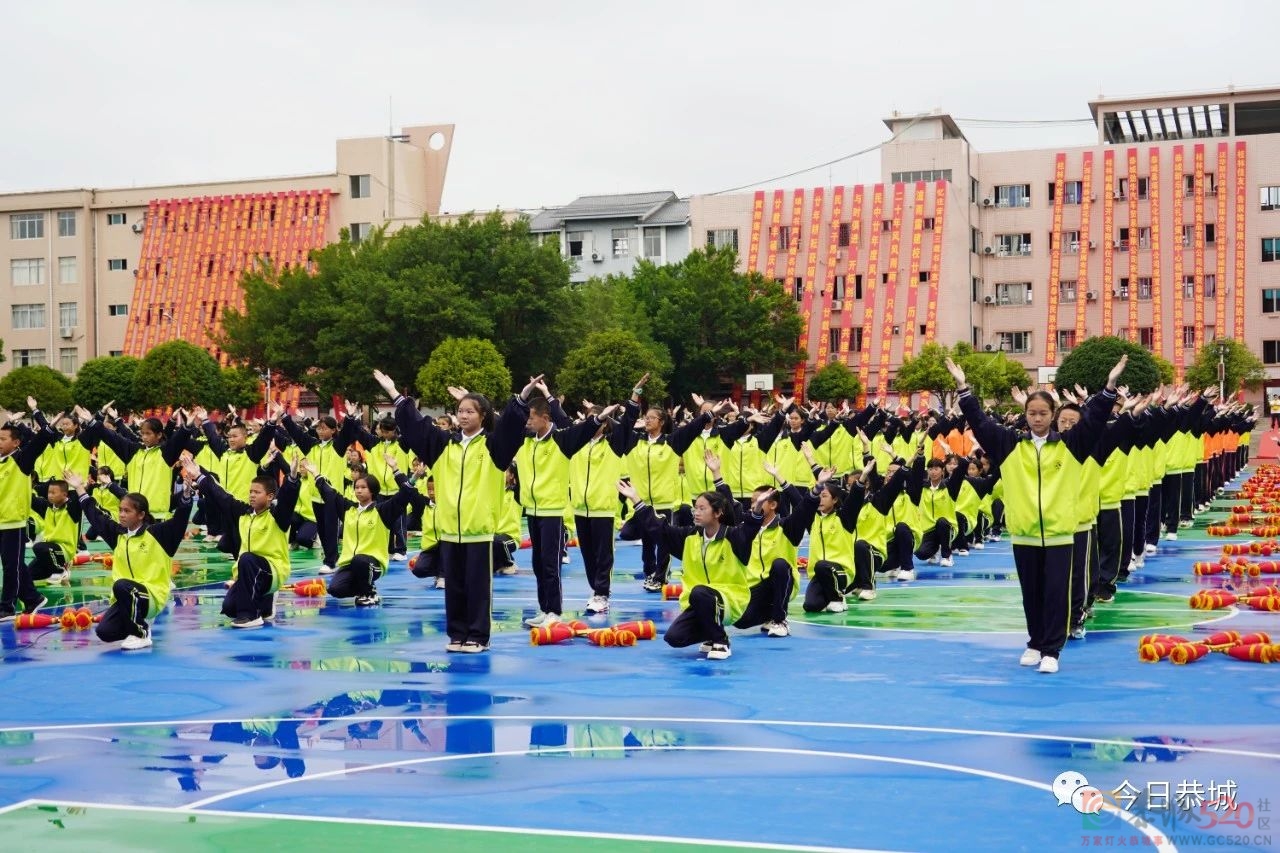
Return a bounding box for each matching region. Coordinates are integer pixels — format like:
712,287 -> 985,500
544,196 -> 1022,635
998,331 -> 1031,354
852,274 -> 863,300
108,304 -> 128,317
350,222 -> 371,243
970,227 -> 981,255
832,275 -> 846,301
776,227 -> 791,251
567,231 -> 586,259
11,304 -> 45,330
108,350 -> 122,357
107,258 -> 128,271
106,212 -> 126,226
11,258 -> 46,285
829,328 -> 841,353
1205,223 -> 1216,244
996,233 -> 1032,256
1056,180 -> 1084,204
611,228 -> 636,258
1182,275 -> 1197,299
995,184 -> 1031,207
1265,289 -> 1280,313
1182,326 -> 1196,349
350,175 -> 371,199
1137,227 -> 1151,249
849,327 -> 864,352
10,213 -> 44,240
1181,225 -> 1196,248
707,228 -> 738,252
1060,230 -> 1081,253
882,273 -> 890,285
1205,274 -> 1217,298
972,276 -> 981,303
1262,187 -> 1280,211
996,282 -> 1032,306
1136,177 -> 1150,200
57,256 -> 77,284
919,271 -> 930,283
57,211 -> 76,237
838,223 -> 851,247
922,217 -> 935,230
1059,281 -> 1077,302
643,227 -> 662,258
794,278 -> 804,302
1265,340 -> 1280,364
1057,329 -> 1077,352
1117,227 -> 1131,251
12,349 -> 46,367
59,347 -> 78,374
970,177 -> 980,204
1263,237 -> 1280,262
881,219 -> 893,233
59,302 -> 78,330
1115,279 -> 1130,300
1136,327 -> 1154,349
1138,277 -> 1152,300
890,169 -> 952,183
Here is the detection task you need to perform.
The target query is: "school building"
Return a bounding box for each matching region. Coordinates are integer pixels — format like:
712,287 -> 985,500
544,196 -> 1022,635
0,124 -> 454,378
690,85 -> 1280,404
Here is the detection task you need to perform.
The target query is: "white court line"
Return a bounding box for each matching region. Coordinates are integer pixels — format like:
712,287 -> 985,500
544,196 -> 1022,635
4,714 -> 1277,761
172,744 -> 1173,852
0,796 -> 891,853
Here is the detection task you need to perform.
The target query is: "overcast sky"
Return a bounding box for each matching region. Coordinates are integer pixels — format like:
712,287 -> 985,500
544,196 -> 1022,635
3,1 -> 1276,212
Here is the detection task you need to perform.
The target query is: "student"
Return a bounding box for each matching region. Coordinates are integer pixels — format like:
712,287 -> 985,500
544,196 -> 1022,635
913,458 -> 965,568
569,404 -> 630,614
375,368 -> 532,654
408,470 -> 443,589
82,406 -> 187,520
948,355 -> 1124,674
617,477 -> 770,661
29,479 -> 81,583
191,408 -> 275,549
276,404 -> 349,574
305,453 -> 424,606
513,388 -> 606,628
65,469 -> 193,649
34,407 -> 93,497
880,454 -> 925,582
0,410 -> 55,621
182,453 -> 300,628
340,410 -> 413,560
680,395 -> 751,503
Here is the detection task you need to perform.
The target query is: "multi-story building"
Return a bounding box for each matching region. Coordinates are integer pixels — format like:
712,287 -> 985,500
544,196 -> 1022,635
0,124 -> 453,374
692,86 -> 1280,403
528,191 -> 690,283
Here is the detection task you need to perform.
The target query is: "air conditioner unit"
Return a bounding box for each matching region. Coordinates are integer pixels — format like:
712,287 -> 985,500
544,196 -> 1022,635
983,295 -> 995,304
831,299 -> 844,311
59,326 -> 75,339
835,249 -> 844,261
1086,291 -> 1098,301
1088,241 -> 1097,250
982,198 -> 993,207
1113,240 -> 1122,249
983,246 -> 994,255
1068,242 -> 1080,253
131,222 -> 144,234
590,252 -> 604,262
984,344 -> 994,352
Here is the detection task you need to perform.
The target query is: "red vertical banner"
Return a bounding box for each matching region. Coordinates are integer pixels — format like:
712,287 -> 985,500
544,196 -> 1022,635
1077,153 -> 1094,336
1216,143 -> 1228,340
813,186 -> 845,373
1235,141 -> 1247,341
1102,151 -> 1116,338
746,190 -> 765,274
1126,148 -> 1140,340
1193,143 -> 1206,351
793,188 -> 825,400
764,189 -> 784,280
924,180 -> 946,343
839,184 -> 864,365
877,183 -> 906,390
1172,146 -> 1186,380
1045,154 -> 1066,367
900,182 -> 927,360
1149,148 -> 1163,358
782,189 -> 804,300
856,184 -> 885,393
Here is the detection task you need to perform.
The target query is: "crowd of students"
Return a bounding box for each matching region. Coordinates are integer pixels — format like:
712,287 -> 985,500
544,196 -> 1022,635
0,360 -> 1255,672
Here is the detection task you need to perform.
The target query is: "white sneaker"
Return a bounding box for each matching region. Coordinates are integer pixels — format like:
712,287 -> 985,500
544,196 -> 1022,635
390,553 -> 407,562
855,589 -> 877,601
895,568 -> 916,582
523,611 -> 552,628
1019,648 -> 1042,666
940,557 -> 954,568
585,595 -> 610,614
1144,544 -> 1158,556
762,620 -> 790,637
1134,556 -> 1145,571
954,549 -> 969,557
561,554 -> 570,565
45,570 -> 69,584
927,556 -> 941,565
824,599 -> 849,613
445,640 -> 464,653
706,643 -> 732,660
1165,532 -> 1178,541
972,542 -> 985,550
1038,656 -> 1060,674
434,577 -> 446,589
317,564 -> 337,575
121,632 -> 152,650
699,641 -> 714,653
1180,520 -> 1193,529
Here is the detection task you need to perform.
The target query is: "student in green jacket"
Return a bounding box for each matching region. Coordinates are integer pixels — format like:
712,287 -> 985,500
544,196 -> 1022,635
29,479 -> 81,583
569,403 -> 629,614
0,411 -> 55,621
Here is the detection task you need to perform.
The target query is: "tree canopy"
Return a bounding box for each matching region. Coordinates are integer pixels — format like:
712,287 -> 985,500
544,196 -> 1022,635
0,366 -> 73,414
220,365 -> 264,411
133,341 -> 224,409
415,337 -> 513,409
893,342 -> 1028,403
73,356 -> 141,413
557,329 -> 670,407
1184,339 -> 1265,395
1054,335 -> 1159,394
805,361 -> 862,403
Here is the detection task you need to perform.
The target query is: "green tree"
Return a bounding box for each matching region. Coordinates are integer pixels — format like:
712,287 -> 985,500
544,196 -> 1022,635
72,356 -> 141,413
1054,335 -> 1158,394
415,337 -> 513,408
1153,355 -> 1175,386
220,212 -> 574,401
133,341 -> 224,409
893,342 -> 954,396
219,365 -> 264,411
953,342 -> 1030,402
1184,339 -> 1266,395
621,247 -> 803,399
0,366 -> 73,414
558,329 -> 670,407
805,360 -> 862,402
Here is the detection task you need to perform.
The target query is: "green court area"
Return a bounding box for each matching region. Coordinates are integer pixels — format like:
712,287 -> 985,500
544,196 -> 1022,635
2,803 -> 846,853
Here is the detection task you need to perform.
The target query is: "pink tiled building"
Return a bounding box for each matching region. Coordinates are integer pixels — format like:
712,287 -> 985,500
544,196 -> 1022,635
691,86 -> 1280,404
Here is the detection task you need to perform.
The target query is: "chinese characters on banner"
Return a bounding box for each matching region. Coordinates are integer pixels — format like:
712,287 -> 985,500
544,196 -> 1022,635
901,182 -> 927,360
764,189 -> 785,280
857,184 -> 885,394
1127,148 -> 1140,340
746,190 -> 765,273
813,187 -> 845,372
1172,146 -> 1186,380
1077,153 -> 1095,335
1193,144 -> 1206,352
792,188 -> 825,400
1149,148 -> 1163,356
1216,144 -> 1229,339
1101,151 -> 1116,340
920,181 -> 947,408
1235,142 -> 1247,341
839,185 -> 865,365
1045,154 -> 1067,366
877,183 -> 907,389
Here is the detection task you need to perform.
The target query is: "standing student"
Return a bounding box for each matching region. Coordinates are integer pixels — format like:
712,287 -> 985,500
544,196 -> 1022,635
34,406 -> 93,497
617,478 -> 770,661
0,409 -> 55,621
191,408 -> 276,550
65,469 -> 193,649
29,480 -> 81,583
513,387 -> 606,628
277,405 -> 349,574
340,410 -> 413,560
183,453 -> 301,629
81,407 -> 187,520
569,404 -> 629,614
375,368 -> 531,654
948,355 -> 1124,674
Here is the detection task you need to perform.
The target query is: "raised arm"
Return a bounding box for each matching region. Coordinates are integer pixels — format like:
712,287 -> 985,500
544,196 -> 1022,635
149,496 -> 194,556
